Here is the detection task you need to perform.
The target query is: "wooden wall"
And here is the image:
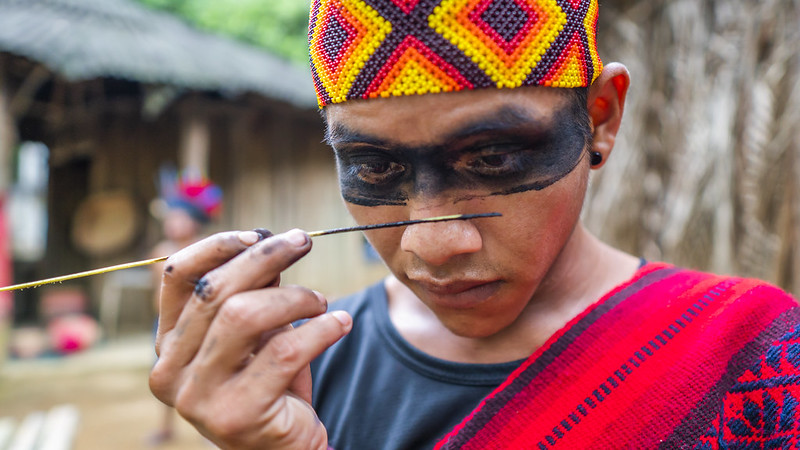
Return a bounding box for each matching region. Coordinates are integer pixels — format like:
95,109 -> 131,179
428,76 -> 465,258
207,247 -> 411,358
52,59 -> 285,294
218,100 -> 389,299
3,56 -> 388,325
40,91 -> 387,312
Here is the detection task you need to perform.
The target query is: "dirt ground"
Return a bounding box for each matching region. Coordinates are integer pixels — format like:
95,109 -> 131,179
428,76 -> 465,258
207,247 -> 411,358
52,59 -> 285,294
0,334 -> 212,449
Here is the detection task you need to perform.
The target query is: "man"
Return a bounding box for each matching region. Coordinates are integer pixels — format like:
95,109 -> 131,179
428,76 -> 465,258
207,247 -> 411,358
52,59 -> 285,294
149,0 -> 800,448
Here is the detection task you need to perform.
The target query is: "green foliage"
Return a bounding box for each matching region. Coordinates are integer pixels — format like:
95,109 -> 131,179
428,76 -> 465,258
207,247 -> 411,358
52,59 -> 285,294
136,0 -> 311,63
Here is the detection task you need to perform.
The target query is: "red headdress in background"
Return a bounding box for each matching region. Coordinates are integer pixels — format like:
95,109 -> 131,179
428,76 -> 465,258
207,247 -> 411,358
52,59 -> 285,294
159,167 -> 223,224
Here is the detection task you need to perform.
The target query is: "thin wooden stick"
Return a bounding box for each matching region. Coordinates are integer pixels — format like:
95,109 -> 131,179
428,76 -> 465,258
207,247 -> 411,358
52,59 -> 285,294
0,212 -> 500,292
306,212 -> 500,236
0,256 -> 170,292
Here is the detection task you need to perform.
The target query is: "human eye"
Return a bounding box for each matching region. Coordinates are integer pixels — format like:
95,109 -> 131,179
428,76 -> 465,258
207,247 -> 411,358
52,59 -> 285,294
461,146 -> 529,177
337,148 -> 407,185
355,159 -> 406,184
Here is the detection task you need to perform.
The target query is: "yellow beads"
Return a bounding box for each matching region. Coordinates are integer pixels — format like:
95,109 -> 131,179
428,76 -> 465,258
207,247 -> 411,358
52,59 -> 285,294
308,0 -> 603,107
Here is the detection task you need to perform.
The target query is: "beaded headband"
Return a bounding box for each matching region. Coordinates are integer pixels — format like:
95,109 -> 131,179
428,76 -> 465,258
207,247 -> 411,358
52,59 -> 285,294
308,0 -> 603,107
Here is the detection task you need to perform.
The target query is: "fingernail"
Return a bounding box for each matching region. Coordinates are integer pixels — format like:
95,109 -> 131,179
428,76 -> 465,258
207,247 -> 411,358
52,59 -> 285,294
238,231 -> 260,245
284,229 -> 309,247
254,228 -> 273,240
313,290 -> 328,308
331,310 -> 351,328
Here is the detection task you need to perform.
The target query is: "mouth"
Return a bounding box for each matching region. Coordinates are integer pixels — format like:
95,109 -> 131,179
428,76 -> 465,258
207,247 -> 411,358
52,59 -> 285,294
411,278 -> 502,310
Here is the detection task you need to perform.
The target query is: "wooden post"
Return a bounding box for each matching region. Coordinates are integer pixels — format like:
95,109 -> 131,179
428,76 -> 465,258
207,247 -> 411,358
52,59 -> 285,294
0,55 -> 17,191
179,112 -> 210,175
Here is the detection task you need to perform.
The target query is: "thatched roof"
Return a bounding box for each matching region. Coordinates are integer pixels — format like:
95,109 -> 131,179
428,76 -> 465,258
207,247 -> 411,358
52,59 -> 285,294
0,0 -> 316,108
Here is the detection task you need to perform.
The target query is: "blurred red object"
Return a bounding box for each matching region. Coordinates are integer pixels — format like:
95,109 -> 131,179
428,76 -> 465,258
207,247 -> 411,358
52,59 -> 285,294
48,314 -> 101,354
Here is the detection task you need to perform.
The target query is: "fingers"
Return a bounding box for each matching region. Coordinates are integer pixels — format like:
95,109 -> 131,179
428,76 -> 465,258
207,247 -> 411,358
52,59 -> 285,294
148,223 -> 351,449
245,310 -> 353,399
157,230 -> 312,370
192,286 -> 329,382
157,228 -> 273,340
191,229 -> 310,305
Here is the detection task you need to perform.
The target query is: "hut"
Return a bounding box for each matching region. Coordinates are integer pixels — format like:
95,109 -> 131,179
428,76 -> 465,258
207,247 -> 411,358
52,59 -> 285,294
0,0 -> 388,336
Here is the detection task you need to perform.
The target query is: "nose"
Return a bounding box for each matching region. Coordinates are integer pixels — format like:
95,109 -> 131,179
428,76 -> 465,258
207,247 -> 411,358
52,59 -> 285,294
400,206 -> 483,266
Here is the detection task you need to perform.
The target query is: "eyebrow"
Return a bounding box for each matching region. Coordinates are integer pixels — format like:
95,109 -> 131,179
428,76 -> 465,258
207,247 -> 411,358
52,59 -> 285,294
442,106 -> 547,142
325,105 -> 552,149
325,123 -> 388,147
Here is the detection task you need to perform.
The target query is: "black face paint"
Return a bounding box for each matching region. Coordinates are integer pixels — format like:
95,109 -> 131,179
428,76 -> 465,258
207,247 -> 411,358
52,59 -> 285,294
331,103 -> 590,207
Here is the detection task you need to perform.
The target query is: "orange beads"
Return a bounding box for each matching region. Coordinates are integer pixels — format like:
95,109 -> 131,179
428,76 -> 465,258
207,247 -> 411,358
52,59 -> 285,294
308,0 -> 602,107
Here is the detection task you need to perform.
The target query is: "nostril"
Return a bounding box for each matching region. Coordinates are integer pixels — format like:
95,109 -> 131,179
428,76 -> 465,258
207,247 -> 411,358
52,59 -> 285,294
401,220 -> 483,266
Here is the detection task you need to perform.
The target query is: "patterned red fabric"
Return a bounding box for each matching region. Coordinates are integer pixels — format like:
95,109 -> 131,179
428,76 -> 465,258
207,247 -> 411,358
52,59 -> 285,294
435,263 -> 800,449
692,325 -> 800,449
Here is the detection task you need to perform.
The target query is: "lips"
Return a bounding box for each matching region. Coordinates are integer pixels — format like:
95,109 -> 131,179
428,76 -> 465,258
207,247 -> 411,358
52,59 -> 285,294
410,278 -> 501,309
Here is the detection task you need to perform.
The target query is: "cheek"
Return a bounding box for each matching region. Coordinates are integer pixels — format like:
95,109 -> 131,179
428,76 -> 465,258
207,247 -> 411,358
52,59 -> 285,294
537,173 -> 587,237
493,170 -> 587,266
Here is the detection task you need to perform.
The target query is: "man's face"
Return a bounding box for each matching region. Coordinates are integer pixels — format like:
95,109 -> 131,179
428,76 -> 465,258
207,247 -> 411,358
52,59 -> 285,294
325,87 -> 592,338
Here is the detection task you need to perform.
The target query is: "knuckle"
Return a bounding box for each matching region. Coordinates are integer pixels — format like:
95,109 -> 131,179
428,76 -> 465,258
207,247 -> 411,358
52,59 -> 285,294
206,410 -> 249,441
268,331 -> 303,367
217,294 -> 260,329
192,270 -> 228,304
149,362 -> 176,405
173,382 -> 202,421
268,410 -> 296,442
173,400 -> 196,424
193,274 -> 217,302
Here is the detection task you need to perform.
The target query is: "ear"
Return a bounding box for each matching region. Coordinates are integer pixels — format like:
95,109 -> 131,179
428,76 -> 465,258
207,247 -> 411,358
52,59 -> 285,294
587,63 -> 630,169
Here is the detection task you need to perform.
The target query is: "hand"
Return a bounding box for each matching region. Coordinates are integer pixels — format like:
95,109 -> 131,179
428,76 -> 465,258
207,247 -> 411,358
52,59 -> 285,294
149,229 -> 352,449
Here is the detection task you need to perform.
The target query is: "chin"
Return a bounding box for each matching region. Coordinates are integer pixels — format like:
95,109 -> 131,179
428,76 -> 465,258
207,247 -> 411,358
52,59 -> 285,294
436,311 -> 515,339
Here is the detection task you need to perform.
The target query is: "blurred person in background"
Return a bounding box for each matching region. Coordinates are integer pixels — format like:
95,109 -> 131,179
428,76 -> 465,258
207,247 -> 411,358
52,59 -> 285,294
149,1 -> 800,448
147,167 -> 221,445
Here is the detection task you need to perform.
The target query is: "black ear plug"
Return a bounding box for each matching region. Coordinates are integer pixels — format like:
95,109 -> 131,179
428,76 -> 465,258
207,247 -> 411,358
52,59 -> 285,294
590,151 -> 603,167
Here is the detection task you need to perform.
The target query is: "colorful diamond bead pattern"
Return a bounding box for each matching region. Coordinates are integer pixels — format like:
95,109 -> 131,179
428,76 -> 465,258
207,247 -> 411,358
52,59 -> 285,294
309,0 -> 602,107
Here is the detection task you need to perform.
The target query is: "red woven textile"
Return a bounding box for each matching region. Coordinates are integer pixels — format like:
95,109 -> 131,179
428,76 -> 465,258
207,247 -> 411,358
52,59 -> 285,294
435,263 -> 800,449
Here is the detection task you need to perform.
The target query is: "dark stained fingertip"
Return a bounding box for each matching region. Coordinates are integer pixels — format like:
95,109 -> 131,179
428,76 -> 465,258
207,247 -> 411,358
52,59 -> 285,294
254,228 -> 273,241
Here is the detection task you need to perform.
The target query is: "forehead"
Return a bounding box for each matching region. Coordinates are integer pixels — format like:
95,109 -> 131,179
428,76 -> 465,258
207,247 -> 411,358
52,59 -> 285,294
325,86 -> 570,146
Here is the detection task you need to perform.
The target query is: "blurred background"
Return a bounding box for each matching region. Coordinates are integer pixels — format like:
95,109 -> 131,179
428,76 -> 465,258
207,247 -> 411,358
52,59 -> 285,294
0,0 -> 797,448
